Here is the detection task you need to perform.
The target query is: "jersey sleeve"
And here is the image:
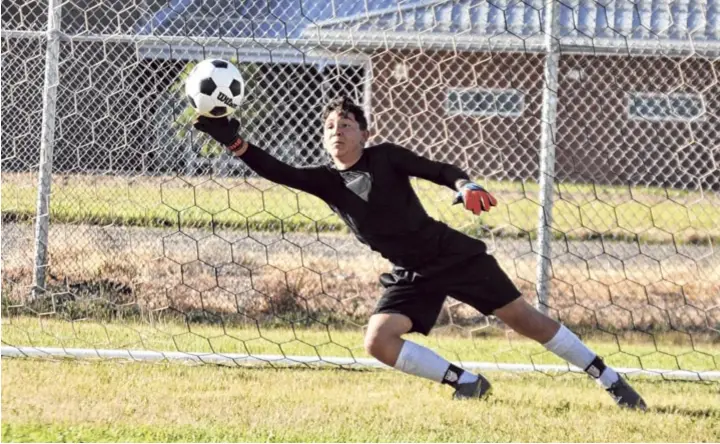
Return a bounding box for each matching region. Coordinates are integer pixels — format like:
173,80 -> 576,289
239,143 -> 333,198
384,143 -> 469,190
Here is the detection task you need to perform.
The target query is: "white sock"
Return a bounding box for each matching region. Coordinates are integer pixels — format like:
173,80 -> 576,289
543,325 -> 619,388
394,340 -> 478,384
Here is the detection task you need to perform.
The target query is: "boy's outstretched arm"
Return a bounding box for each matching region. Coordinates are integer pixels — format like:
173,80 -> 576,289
193,116 -> 332,198
386,144 -> 497,214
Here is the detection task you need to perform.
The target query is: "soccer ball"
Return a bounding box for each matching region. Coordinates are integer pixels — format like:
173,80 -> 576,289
185,59 -> 245,118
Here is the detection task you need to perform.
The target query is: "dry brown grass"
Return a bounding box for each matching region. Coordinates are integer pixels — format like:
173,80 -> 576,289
3,222 -> 718,333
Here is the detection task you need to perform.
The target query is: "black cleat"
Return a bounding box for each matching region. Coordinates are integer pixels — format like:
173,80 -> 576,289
452,374 -> 492,400
606,376 -> 647,411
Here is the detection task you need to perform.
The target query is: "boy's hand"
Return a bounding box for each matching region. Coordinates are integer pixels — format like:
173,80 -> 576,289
452,182 -> 497,215
193,116 -> 247,155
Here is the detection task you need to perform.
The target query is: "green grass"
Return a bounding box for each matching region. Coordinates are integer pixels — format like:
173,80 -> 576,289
3,316 -> 718,373
2,173 -> 719,243
2,359 -> 719,442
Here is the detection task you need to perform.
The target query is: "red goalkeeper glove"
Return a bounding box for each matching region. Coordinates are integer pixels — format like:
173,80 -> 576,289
452,182 -> 497,215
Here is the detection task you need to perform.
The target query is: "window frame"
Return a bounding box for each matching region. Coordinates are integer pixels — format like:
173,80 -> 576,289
626,92 -> 706,122
445,87 -> 525,118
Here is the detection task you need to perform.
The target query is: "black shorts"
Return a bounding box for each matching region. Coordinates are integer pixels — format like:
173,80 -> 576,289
372,253 -> 522,335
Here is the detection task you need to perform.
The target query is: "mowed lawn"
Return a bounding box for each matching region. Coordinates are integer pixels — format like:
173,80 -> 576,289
3,173 -> 719,243
2,358 -> 719,442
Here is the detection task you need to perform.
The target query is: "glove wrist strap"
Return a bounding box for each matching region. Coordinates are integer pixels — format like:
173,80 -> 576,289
464,182 -> 485,192
226,138 -> 248,156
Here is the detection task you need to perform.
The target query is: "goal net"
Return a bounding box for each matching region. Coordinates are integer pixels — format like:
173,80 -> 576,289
2,0 -> 719,380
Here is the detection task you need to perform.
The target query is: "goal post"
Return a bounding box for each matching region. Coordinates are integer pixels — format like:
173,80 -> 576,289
1,0 -> 719,381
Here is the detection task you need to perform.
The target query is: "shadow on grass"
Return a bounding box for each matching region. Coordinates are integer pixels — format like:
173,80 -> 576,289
648,405 -> 720,418
482,390 -> 720,419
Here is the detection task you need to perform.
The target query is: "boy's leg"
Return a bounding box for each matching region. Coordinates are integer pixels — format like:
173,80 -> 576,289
445,253 -> 646,410
364,313 -> 412,367
493,298 -> 647,410
365,312 -> 491,400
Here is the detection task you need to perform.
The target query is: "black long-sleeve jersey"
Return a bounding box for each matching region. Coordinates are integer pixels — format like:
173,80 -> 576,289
241,142 -> 488,275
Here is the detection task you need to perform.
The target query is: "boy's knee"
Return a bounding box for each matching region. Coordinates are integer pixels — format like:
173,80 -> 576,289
364,313 -> 412,363
364,330 -> 393,358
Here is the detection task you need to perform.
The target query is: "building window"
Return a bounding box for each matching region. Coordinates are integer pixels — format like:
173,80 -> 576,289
446,88 -> 525,117
628,93 -> 705,122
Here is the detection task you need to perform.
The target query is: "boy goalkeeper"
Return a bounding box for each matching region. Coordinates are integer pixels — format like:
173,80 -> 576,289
193,97 -> 646,409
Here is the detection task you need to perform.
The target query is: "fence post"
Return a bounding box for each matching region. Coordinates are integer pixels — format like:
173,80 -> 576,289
32,0 -> 62,297
534,0 -> 562,314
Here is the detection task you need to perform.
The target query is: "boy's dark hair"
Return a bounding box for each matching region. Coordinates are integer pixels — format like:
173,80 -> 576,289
322,97 -> 368,131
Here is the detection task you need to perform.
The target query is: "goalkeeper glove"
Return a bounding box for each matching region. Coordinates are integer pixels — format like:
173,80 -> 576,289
452,182 -> 497,215
193,116 -> 247,154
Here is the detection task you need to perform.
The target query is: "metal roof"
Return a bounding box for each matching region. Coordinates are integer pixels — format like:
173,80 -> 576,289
136,0 -> 719,54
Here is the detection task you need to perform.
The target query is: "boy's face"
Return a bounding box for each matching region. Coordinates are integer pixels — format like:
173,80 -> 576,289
323,110 -> 369,160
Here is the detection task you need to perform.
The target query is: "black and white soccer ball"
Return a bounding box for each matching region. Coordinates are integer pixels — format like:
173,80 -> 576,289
185,59 -> 245,118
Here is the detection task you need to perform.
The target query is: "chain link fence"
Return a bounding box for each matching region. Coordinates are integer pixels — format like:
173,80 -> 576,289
2,0 -> 719,378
